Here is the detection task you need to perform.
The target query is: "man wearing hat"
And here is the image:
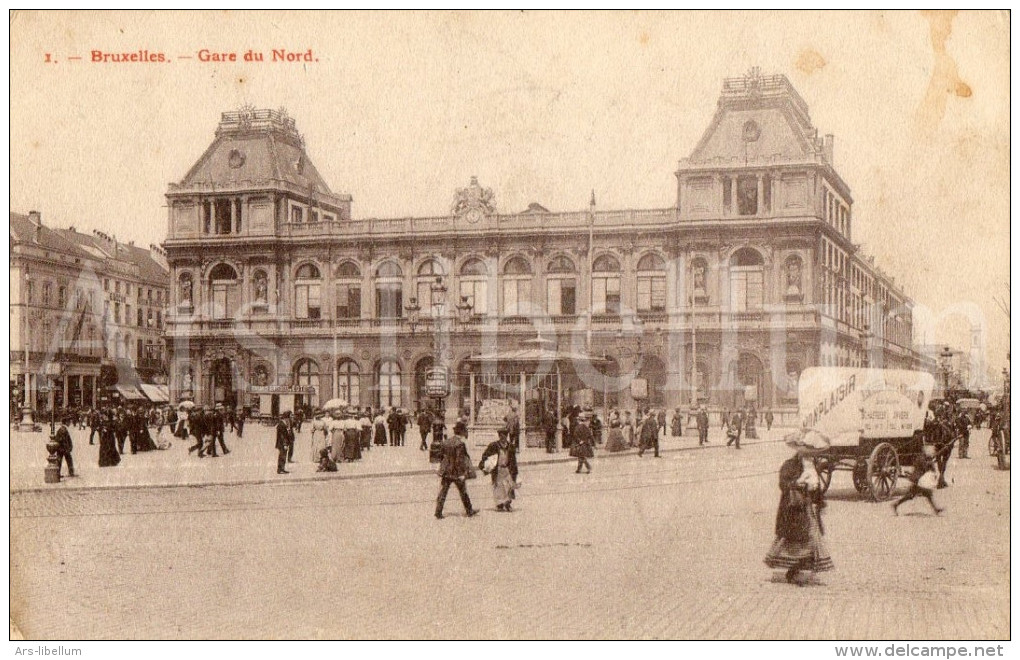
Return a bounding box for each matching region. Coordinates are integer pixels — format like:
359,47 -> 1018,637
276,411 -> 294,474
570,407 -> 595,473
638,408 -> 661,458
188,405 -> 207,457
52,416 -> 75,478
210,404 -> 230,457
434,421 -> 479,519
696,406 -> 710,446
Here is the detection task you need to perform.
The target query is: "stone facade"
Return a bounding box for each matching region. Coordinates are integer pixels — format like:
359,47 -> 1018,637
164,74 -> 925,423
10,211 -> 169,415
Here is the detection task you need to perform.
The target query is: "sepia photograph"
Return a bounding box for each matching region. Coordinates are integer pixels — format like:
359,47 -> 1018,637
7,9 -> 1011,649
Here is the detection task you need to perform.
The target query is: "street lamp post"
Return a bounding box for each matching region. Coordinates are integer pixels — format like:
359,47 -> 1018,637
939,346 -> 954,397
428,276 -> 448,455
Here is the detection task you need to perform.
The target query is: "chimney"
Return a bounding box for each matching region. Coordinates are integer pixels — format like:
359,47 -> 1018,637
28,210 -> 41,242
823,134 -> 834,164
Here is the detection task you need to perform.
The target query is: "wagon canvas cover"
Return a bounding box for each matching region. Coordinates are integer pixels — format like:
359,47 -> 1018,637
797,368 -> 935,446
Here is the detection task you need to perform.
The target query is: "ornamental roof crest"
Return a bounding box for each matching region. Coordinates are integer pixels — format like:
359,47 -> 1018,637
452,176 -> 495,216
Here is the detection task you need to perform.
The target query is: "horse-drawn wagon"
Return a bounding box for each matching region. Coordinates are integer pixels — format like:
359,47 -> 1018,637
793,368 -> 936,501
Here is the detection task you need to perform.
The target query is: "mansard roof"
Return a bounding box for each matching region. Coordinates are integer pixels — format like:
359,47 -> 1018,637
170,108 -> 349,205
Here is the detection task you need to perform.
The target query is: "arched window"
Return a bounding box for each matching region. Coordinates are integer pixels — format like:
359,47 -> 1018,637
592,254 -> 621,314
636,253 -> 666,312
58,286 -> 67,309
375,261 -> 403,318
336,359 -> 361,405
209,263 -> 239,320
458,258 -> 488,315
502,256 -> 532,316
377,360 -> 402,408
416,260 -> 446,317
546,256 -> 576,316
335,261 -> 362,320
729,248 -> 764,312
42,282 -> 52,307
293,358 -> 320,409
294,263 -> 321,319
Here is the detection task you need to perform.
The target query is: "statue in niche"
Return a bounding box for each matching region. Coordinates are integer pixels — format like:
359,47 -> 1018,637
180,367 -> 193,391
180,274 -> 193,306
254,271 -> 268,304
252,364 -> 270,387
692,262 -> 706,294
785,259 -> 802,296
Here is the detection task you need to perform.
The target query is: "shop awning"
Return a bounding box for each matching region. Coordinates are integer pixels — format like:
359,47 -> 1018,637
114,384 -> 147,400
139,383 -> 170,403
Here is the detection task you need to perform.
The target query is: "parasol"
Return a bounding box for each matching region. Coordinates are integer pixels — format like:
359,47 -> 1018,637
322,398 -> 348,411
178,400 -> 195,411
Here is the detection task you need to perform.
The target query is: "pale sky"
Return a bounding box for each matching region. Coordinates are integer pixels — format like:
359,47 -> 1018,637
9,10 -> 1011,378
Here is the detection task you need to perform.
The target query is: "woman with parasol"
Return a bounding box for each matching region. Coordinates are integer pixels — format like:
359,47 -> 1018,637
764,428 -> 835,585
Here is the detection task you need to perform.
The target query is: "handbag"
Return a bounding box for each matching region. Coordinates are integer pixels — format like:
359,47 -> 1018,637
482,454 -> 498,474
918,470 -> 938,490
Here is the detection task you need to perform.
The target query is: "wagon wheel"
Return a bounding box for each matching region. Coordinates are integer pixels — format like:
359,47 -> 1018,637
813,457 -> 833,494
866,442 -> 900,501
852,460 -> 869,493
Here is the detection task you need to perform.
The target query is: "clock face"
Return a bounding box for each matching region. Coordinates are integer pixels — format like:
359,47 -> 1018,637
465,208 -> 483,224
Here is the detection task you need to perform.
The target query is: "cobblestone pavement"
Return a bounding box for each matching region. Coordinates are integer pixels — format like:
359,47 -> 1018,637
10,430 -> 1008,640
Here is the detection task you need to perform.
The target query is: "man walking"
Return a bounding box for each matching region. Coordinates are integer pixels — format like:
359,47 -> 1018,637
52,416 -> 75,478
276,411 -> 293,474
637,409 -> 661,458
726,408 -> 744,449
697,406 -> 710,445
418,408 -> 433,451
188,406 -> 207,457
212,404 -> 230,456
434,421 -> 478,519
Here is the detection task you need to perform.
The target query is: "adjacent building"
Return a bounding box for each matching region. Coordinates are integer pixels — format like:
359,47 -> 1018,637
10,211 -> 170,415
163,72 -> 927,434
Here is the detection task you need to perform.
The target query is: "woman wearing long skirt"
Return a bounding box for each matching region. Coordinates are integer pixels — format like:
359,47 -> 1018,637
374,411 -> 388,446
479,431 -> 518,511
343,415 -> 363,461
311,412 -> 330,462
764,433 -> 834,585
98,415 -> 121,467
604,410 -> 627,452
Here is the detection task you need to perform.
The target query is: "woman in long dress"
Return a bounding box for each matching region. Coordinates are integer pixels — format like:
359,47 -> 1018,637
479,431 -> 518,511
764,447 -> 834,584
604,410 -> 627,452
343,414 -> 363,461
374,411 -> 388,446
310,412 -> 329,462
97,414 -> 121,467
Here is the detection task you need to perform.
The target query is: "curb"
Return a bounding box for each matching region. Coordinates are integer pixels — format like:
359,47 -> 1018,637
10,436 -> 784,495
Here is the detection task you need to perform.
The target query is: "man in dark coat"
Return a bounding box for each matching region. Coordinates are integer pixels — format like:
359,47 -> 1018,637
211,405 -> 230,456
434,421 -> 478,519
276,411 -> 293,474
765,410 -> 774,431
727,409 -> 744,449
188,406 -> 207,456
88,408 -> 101,444
52,416 -> 75,477
638,409 -> 661,458
236,407 -> 247,438
417,408 -> 433,451
543,406 -> 558,453
115,408 -> 130,455
697,407 -> 710,445
570,410 -> 595,472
